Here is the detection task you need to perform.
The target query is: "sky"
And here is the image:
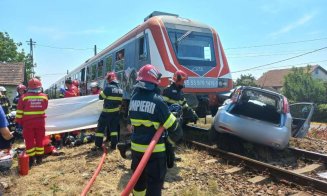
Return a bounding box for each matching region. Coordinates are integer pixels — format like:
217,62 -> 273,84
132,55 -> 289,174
1,0 -> 326,89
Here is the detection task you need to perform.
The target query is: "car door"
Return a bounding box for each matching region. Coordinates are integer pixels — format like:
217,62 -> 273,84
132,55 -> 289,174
290,103 -> 314,138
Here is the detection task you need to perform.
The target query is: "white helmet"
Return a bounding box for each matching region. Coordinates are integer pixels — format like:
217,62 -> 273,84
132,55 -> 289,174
90,82 -> 99,88
0,86 -> 6,92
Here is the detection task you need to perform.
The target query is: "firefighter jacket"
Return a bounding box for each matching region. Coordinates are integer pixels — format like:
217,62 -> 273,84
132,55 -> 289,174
12,94 -> 21,110
129,86 -> 181,156
16,92 -> 48,126
0,95 -> 11,115
99,82 -> 123,113
162,83 -> 188,108
64,86 -> 78,98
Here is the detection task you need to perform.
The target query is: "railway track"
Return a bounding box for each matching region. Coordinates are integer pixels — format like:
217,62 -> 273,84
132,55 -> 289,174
183,124 -> 327,194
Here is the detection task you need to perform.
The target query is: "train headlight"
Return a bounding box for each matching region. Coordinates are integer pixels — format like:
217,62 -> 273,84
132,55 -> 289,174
218,78 -> 228,88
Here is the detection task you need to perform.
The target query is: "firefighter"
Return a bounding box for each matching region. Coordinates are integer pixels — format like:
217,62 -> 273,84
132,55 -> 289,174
64,78 -> 77,97
0,86 -> 11,115
72,80 -> 80,96
12,84 -> 27,110
92,72 -> 123,151
90,82 -> 101,95
162,70 -> 198,124
16,78 -> 48,167
129,64 -> 182,195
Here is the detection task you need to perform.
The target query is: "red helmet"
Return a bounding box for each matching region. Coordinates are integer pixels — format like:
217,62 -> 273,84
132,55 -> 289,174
173,70 -> 188,86
17,84 -> 27,92
28,78 -> 42,89
136,64 -> 162,85
72,80 -> 79,87
105,72 -> 118,83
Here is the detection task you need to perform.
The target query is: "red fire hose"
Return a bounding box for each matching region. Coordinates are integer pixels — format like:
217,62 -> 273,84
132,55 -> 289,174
121,126 -> 165,196
81,145 -> 108,196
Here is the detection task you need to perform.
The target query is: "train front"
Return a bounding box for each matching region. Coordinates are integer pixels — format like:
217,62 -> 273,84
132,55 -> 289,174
159,16 -> 233,116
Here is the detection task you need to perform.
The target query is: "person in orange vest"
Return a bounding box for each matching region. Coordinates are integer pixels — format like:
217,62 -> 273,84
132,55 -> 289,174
90,82 -> 101,95
72,80 -> 80,96
16,78 -> 48,167
64,78 -> 78,98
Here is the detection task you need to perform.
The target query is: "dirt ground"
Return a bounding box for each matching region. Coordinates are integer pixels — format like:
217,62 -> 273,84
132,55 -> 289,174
1,119 -> 326,195
0,142 -> 322,196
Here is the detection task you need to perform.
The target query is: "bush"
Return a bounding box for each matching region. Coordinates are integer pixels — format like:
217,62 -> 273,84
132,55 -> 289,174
312,104 -> 327,122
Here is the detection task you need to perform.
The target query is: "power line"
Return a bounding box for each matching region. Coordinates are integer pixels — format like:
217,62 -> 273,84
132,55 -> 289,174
231,46 -> 327,73
227,50 -> 309,58
38,73 -> 67,76
244,59 -> 327,72
225,37 -> 327,50
35,43 -> 93,51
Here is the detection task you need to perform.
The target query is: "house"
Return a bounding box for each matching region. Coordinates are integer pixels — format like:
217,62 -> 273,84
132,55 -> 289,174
256,65 -> 327,92
0,62 -> 25,103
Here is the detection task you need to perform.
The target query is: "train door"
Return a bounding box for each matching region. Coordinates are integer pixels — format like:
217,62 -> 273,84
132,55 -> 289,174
80,68 -> 86,95
137,33 -> 149,67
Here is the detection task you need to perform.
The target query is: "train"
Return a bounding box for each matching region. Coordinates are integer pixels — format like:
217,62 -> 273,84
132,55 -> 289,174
46,11 -> 232,116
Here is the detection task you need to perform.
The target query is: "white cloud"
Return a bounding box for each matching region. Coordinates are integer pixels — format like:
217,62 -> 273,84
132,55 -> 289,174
269,12 -> 316,37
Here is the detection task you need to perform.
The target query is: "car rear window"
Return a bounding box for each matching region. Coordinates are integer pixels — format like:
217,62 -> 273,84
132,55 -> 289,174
229,89 -> 282,125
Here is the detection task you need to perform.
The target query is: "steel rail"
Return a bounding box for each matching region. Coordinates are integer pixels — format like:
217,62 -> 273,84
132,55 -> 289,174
184,139 -> 327,193
288,147 -> 327,163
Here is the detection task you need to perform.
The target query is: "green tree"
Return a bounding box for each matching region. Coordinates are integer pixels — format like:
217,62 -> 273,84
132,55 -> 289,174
235,74 -> 257,87
282,66 -> 327,103
0,32 -> 33,82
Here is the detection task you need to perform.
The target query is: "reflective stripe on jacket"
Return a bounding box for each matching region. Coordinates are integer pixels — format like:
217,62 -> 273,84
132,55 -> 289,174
100,82 -> 123,113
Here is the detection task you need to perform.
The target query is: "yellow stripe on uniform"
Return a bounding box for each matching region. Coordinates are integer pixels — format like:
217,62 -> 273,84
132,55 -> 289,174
130,119 -> 160,129
131,142 -> 165,153
163,113 -> 176,129
24,111 -> 45,115
23,96 -> 48,101
26,148 -> 35,153
35,147 -> 44,155
102,107 -> 120,112
100,91 -> 106,99
133,189 -> 146,196
95,133 -> 104,137
110,132 -> 118,136
106,96 -> 123,101
16,114 -> 22,118
16,110 -> 23,114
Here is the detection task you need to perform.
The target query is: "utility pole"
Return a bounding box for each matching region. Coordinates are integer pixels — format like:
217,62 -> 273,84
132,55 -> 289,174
94,45 -> 97,56
26,38 -> 36,78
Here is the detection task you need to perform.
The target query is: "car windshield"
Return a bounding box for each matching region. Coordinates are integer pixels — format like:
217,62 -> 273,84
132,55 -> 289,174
167,28 -> 216,66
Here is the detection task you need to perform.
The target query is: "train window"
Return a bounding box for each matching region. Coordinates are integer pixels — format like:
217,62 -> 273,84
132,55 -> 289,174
116,49 -> 124,61
91,64 -> 97,80
97,60 -> 104,78
115,49 -> 125,72
139,37 -> 147,59
106,56 -> 113,73
86,67 -> 90,81
167,28 -> 216,67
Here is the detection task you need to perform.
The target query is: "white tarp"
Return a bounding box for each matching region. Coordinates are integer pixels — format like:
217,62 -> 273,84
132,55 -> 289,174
45,95 -> 102,135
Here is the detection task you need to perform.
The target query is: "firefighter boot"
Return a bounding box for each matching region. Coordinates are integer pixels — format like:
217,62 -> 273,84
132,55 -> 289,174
117,143 -> 127,158
29,156 -> 35,168
35,156 -> 43,165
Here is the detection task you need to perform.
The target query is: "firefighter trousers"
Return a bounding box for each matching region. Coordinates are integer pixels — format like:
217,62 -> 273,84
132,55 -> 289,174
131,151 -> 167,196
95,112 -> 120,149
22,120 -> 45,157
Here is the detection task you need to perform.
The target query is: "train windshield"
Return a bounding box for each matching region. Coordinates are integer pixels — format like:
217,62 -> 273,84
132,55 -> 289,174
167,28 -> 216,66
